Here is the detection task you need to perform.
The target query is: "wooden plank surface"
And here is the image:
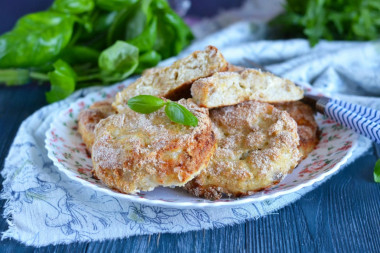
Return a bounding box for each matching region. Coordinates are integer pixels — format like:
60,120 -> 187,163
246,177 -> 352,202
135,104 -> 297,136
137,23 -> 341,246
1,83 -> 379,252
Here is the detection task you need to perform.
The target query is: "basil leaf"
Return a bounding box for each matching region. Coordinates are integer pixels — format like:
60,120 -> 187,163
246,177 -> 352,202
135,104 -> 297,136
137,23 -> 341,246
92,11 -> 118,33
96,0 -> 137,11
106,8 -> 133,44
128,95 -> 165,114
0,11 -> 74,68
163,11 -> 194,55
125,0 -> 153,40
0,69 -> 30,86
135,50 -> 161,74
152,0 -> 193,58
374,159 -> 380,183
0,0 -> 193,101
127,17 -> 157,52
52,0 -> 94,14
60,46 -> 100,65
165,102 -> 198,127
76,11 -> 117,46
107,0 -> 152,44
98,41 -> 139,82
46,59 -> 76,103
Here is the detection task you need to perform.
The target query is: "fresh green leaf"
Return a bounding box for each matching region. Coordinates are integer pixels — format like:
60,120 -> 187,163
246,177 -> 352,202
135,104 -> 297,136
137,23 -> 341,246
74,13 -> 94,33
46,59 -> 77,103
0,11 -> 74,68
162,11 -> 193,55
165,102 -> 198,126
374,159 -> 380,183
0,0 -> 193,102
96,0 -> 137,11
106,0 -> 152,45
124,0 -> 153,40
0,69 -> 30,86
127,95 -> 166,113
60,46 -> 100,65
135,50 -> 161,74
73,11 -> 117,51
271,0 -> 380,46
52,0 -> 94,14
106,8 -> 133,44
152,0 -> 193,58
127,17 -> 157,52
91,11 -> 118,34
98,41 -> 139,82
153,15 -> 176,58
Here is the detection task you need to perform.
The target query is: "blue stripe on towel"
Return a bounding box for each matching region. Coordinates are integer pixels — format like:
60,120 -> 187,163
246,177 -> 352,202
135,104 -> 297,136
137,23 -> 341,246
325,100 -> 380,143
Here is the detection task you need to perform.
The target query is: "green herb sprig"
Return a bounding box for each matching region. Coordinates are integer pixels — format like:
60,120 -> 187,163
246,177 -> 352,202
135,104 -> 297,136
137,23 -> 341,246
271,0 -> 380,46
374,159 -> 380,183
127,95 -> 198,127
0,0 -> 193,103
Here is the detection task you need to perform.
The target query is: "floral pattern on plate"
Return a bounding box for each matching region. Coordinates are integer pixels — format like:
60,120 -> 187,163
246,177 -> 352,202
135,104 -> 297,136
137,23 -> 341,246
45,83 -> 358,208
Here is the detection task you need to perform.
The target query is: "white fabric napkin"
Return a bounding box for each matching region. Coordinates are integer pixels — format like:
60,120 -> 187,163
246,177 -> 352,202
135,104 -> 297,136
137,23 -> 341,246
2,21 -> 380,246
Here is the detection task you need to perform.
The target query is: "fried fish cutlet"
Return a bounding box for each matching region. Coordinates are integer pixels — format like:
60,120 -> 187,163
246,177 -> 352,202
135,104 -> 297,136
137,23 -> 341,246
273,101 -> 319,159
113,45 -> 228,114
191,69 -> 304,108
78,99 -> 115,153
92,99 -> 217,194
185,101 -> 301,200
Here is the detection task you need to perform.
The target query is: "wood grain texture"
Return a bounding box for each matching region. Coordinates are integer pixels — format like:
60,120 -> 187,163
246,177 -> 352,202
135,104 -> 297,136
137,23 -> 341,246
1,84 -> 380,252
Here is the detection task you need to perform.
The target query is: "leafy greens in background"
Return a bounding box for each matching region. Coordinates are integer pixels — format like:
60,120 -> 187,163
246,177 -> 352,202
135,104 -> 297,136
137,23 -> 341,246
0,0 -> 193,102
271,0 -> 380,46
375,159 -> 380,183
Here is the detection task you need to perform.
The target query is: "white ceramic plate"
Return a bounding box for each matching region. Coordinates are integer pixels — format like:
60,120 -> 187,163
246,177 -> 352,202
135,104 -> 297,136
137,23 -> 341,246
45,81 -> 358,208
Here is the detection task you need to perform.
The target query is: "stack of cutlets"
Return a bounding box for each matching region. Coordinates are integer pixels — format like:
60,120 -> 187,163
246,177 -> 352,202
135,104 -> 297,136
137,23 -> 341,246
78,45 -> 319,199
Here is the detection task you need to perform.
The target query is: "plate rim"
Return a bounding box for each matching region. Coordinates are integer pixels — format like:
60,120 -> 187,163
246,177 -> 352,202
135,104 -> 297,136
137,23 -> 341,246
45,86 -> 358,208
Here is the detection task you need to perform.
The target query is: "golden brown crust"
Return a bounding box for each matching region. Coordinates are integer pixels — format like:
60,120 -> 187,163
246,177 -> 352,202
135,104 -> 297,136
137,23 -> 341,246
185,101 -> 301,200
191,69 -> 304,108
273,101 -> 319,160
78,99 -> 115,152
113,45 -> 228,113
92,99 -> 217,194
226,64 -> 245,72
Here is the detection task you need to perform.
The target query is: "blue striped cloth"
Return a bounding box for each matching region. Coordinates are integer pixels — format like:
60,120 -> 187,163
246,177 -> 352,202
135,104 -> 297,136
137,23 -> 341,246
325,99 -> 380,143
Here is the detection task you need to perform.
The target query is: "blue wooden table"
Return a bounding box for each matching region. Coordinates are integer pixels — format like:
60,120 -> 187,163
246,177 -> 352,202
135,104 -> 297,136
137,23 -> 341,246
1,2 -> 380,252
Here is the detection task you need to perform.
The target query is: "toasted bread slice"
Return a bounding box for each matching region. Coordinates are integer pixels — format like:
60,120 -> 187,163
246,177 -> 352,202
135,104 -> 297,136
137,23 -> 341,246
191,69 -> 303,108
113,45 -> 228,113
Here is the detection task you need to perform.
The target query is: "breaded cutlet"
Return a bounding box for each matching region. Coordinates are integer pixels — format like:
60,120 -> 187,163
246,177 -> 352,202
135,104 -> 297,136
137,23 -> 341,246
273,101 -> 319,160
185,101 -> 301,200
78,99 -> 115,153
92,99 -> 217,194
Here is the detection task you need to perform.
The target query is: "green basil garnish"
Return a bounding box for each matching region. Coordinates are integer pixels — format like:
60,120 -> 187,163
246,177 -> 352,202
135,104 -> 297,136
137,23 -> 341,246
127,95 -> 198,127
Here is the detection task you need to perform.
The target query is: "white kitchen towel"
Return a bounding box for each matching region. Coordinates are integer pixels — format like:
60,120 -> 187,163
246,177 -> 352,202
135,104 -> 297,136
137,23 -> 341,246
2,21 -> 380,246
